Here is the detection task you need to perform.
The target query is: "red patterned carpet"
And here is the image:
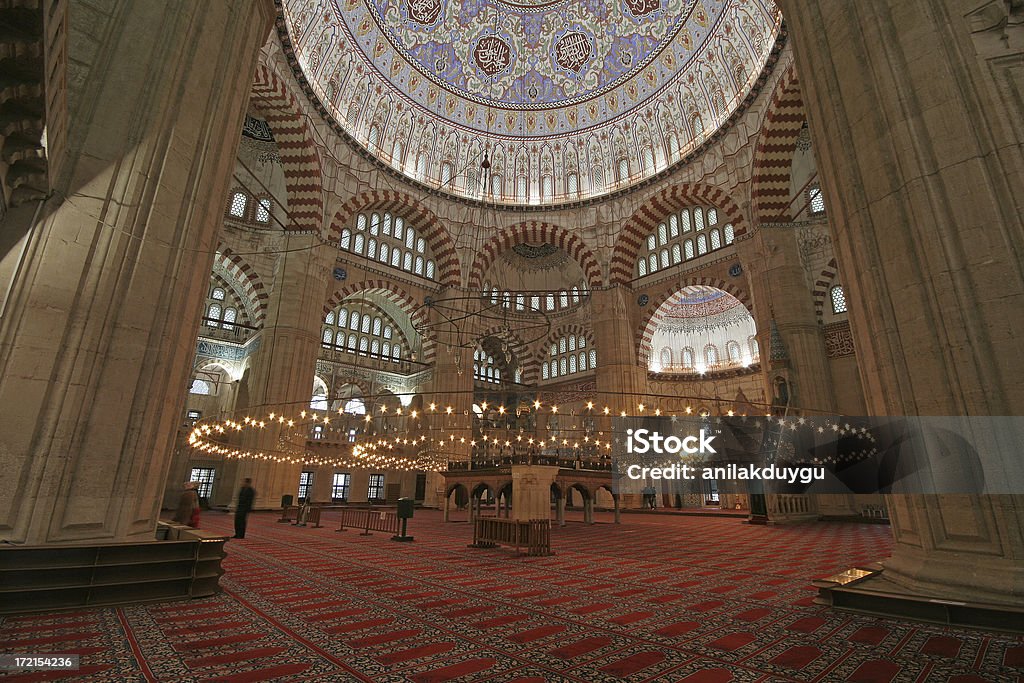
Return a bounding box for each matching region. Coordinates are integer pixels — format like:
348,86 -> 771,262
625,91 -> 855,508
2,510 -> 1022,682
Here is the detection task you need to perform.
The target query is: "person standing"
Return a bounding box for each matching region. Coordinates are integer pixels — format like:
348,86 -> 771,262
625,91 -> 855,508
233,478 -> 256,539
173,481 -> 200,527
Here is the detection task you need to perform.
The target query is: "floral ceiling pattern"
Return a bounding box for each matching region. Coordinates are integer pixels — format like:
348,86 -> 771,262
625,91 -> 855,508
281,0 -> 781,204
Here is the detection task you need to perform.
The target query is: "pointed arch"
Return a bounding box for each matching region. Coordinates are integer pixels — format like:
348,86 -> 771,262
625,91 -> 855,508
476,325 -> 534,385
536,324 -> 594,376
250,63 -> 324,234
327,190 -> 461,287
610,183 -> 748,286
324,280 -> 435,363
467,221 -> 602,291
636,279 -> 753,366
750,62 -> 807,224
812,258 -> 841,323
212,245 -> 268,326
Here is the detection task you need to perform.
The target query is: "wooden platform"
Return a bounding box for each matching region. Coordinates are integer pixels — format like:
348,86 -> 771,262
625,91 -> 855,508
815,565 -> 1024,633
0,523 -> 227,614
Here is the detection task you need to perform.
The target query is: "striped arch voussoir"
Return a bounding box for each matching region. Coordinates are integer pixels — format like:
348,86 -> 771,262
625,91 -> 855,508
214,247 -> 267,326
537,324 -> 594,373
250,63 -> 324,234
329,191 -> 461,287
476,325 -> 534,384
324,280 -> 435,363
610,184 -> 748,286
467,221 -> 602,291
812,258 -> 840,323
751,63 -> 807,225
636,279 -> 752,366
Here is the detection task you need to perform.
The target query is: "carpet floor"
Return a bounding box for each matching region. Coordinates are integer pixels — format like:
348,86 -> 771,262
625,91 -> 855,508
1,510 -> 1022,682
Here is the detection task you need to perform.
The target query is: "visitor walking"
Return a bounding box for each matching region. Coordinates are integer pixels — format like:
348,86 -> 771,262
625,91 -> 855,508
234,478 -> 256,539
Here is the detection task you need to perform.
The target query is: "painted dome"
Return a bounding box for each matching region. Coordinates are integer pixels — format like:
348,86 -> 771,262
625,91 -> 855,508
281,0 -> 782,204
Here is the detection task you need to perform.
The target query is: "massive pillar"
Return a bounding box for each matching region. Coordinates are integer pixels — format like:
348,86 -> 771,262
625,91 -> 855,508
779,0 -> 1024,603
0,1 -> 275,544
424,286 -> 473,469
236,234 -> 331,509
739,228 -> 835,412
592,286 -> 648,412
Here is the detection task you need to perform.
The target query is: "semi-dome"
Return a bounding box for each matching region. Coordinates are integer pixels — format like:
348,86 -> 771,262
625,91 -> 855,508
280,0 -> 782,205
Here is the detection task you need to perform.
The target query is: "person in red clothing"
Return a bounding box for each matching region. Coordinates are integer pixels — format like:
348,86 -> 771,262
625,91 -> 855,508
173,481 -> 200,527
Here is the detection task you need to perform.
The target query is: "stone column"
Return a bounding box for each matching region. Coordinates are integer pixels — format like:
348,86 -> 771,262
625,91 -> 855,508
424,286 -> 473,466
511,465 -> 559,521
738,228 -> 835,412
237,234 -> 332,509
592,287 -> 648,412
779,0 -> 1024,604
0,1 -> 274,544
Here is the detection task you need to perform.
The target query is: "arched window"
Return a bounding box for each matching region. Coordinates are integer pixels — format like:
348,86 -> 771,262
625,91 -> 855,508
344,398 -> 366,415
228,191 -> 247,218
831,285 -> 848,314
189,379 -> 211,395
660,348 -> 671,368
544,334 -> 594,381
341,213 -> 438,280
566,172 -> 579,196
222,308 -> 236,330
726,341 -> 741,363
255,198 -> 271,224
705,345 -> 719,367
310,385 -> 328,411
322,304 -> 407,362
205,303 -> 221,327
682,347 -> 694,368
808,183 -> 826,215
748,336 -> 759,359
636,204 -> 733,277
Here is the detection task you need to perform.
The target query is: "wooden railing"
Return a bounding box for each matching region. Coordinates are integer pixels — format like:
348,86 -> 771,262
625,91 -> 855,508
770,494 -> 814,516
278,504 -> 323,528
336,508 -> 401,536
471,518 -> 552,557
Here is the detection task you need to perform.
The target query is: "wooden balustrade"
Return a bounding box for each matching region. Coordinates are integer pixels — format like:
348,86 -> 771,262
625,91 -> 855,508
336,508 -> 402,536
471,518 -> 552,557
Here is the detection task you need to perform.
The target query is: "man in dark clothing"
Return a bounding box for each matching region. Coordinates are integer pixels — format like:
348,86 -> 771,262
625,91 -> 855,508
234,478 -> 256,539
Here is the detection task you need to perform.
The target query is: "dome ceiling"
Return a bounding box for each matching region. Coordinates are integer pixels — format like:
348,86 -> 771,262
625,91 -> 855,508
280,0 -> 782,204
